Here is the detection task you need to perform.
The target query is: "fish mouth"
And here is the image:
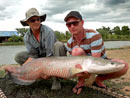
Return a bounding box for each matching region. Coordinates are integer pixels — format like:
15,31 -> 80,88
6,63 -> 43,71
8,72 -> 36,85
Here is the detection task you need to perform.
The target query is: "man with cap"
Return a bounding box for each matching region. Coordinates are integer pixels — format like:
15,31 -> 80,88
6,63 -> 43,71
15,8 -> 67,90
64,11 -> 128,94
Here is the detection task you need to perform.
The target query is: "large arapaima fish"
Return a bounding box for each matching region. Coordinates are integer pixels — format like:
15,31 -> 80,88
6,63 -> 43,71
4,56 -> 125,86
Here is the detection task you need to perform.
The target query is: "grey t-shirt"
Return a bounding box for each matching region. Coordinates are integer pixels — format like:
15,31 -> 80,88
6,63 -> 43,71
24,24 -> 56,58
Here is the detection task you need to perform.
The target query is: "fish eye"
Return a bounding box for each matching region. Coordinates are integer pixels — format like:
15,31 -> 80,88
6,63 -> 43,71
111,62 -> 115,65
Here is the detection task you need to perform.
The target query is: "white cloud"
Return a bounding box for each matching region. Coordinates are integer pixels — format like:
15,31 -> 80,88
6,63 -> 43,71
44,21 -> 68,32
0,0 -> 130,32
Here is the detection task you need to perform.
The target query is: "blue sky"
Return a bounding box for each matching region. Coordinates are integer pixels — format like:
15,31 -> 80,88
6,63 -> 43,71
0,0 -> 130,32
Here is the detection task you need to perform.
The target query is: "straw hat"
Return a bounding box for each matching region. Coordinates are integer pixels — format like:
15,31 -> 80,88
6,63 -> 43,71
20,8 -> 46,26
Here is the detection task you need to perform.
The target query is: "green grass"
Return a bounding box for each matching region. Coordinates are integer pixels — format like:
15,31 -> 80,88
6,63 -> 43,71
0,77 -> 115,98
0,65 -> 129,98
0,70 -> 6,78
0,69 -> 115,98
0,42 -> 24,46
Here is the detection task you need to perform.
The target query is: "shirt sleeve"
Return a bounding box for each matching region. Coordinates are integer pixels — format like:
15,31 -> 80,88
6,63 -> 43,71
90,32 -> 104,54
44,26 -> 57,57
66,42 -> 72,54
24,35 -> 39,58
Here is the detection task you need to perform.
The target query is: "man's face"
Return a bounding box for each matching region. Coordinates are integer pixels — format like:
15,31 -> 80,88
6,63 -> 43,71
27,16 -> 41,31
66,17 -> 84,35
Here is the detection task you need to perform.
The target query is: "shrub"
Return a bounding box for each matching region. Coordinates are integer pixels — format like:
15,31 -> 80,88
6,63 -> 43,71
8,35 -> 23,42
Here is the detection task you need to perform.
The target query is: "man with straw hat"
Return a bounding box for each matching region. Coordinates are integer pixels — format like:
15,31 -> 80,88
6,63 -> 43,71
15,8 -> 66,90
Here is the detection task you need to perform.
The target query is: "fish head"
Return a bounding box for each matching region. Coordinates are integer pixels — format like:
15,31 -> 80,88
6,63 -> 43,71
82,57 -> 125,74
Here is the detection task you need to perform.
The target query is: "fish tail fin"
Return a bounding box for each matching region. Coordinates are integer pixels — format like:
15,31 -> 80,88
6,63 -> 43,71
8,72 -> 35,85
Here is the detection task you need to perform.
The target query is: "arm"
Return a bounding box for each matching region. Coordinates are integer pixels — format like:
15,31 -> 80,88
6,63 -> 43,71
65,39 -> 73,55
44,26 -> 57,57
92,52 -> 101,58
22,57 -> 34,65
24,35 -> 39,58
90,32 -> 105,58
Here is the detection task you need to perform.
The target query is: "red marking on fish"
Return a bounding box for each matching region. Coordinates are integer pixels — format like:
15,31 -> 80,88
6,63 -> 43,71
75,64 -> 82,69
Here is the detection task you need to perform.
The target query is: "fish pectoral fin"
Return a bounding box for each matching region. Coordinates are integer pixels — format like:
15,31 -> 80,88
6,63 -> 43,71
70,68 -> 83,75
85,74 -> 97,86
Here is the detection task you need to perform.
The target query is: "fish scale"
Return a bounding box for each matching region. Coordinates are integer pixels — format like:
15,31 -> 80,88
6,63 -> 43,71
41,57 -> 84,78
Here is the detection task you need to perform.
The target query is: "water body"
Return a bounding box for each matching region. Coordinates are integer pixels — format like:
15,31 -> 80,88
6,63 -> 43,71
0,45 -> 26,65
104,41 -> 130,49
0,41 -> 130,65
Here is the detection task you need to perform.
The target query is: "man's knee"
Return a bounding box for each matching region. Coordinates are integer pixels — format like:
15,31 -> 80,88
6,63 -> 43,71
72,48 -> 86,56
15,51 -> 29,65
54,41 -> 67,56
54,41 -> 64,48
122,63 -> 129,75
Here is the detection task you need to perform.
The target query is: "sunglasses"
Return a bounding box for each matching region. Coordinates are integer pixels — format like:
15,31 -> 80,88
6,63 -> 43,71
29,18 -> 41,23
66,20 -> 81,28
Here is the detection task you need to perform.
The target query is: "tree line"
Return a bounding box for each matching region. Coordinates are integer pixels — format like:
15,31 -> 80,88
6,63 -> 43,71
97,26 -> 130,41
8,25 -> 130,42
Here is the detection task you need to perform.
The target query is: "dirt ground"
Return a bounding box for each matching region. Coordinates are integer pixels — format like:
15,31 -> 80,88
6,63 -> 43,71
106,48 -> 130,96
0,48 -> 130,97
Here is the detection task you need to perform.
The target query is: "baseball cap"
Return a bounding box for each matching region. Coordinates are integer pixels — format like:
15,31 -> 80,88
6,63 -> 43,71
64,11 -> 82,22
